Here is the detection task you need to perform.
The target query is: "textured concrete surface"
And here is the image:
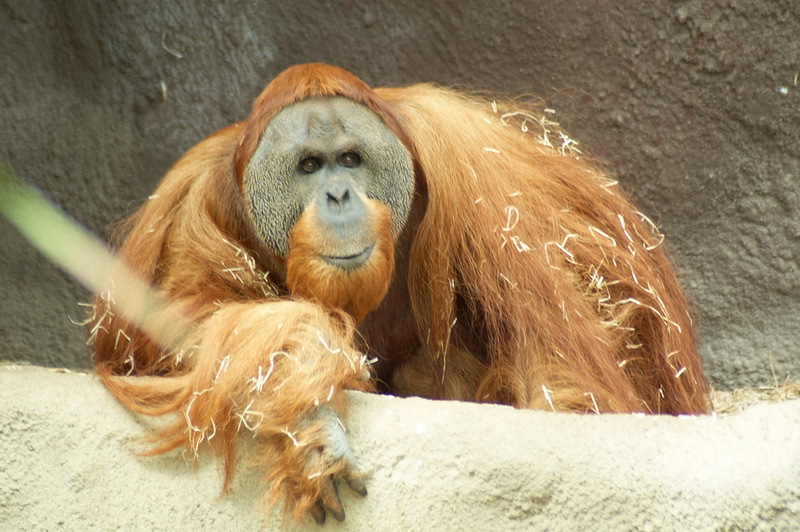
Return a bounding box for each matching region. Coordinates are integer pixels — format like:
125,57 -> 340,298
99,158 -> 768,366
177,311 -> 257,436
2,364 -> 800,530
1,3 -> 799,385
3,4 -> 798,528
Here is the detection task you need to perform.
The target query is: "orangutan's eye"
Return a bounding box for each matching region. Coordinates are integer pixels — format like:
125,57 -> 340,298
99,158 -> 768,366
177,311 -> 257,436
300,157 -> 320,174
340,153 -> 361,168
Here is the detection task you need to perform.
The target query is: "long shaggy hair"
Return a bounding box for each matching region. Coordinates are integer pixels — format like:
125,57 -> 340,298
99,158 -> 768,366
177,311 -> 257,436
89,64 -> 710,522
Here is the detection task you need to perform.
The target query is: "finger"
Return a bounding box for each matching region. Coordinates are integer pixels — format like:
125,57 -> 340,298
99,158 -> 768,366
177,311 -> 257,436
345,475 -> 368,497
309,501 -> 326,525
320,475 -> 345,522
338,447 -> 367,497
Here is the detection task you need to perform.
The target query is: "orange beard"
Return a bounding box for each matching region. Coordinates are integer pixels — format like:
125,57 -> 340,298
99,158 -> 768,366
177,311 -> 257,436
286,199 -> 395,324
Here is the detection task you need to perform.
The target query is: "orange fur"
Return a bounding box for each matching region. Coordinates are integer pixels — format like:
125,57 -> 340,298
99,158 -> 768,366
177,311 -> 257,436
286,199 -> 395,324
89,63 -> 711,522
375,85 -> 709,414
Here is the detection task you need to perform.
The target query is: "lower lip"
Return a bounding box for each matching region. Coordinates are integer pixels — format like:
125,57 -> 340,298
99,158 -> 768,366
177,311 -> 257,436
322,245 -> 375,270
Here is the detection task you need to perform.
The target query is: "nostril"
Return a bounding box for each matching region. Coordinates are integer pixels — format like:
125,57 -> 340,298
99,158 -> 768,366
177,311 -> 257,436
325,186 -> 351,211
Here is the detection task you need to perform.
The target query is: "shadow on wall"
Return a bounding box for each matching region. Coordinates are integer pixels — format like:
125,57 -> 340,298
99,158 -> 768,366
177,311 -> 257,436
1,2 -> 799,387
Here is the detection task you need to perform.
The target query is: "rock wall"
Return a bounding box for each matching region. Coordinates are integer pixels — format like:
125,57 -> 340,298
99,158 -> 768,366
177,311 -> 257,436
1,1 -> 799,386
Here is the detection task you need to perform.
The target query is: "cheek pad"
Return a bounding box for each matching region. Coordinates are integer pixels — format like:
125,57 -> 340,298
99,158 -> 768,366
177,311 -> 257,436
244,150 -> 301,258
364,143 -> 414,234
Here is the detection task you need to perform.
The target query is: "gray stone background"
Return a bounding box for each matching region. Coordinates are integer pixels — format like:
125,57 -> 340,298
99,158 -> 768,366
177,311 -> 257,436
1,1 -> 798,390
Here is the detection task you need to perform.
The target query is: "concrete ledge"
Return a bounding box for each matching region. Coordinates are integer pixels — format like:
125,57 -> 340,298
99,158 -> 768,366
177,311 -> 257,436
2,364 -> 799,530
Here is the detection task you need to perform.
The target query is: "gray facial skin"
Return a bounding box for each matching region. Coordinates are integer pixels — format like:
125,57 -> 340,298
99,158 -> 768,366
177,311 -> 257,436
243,97 -> 414,260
